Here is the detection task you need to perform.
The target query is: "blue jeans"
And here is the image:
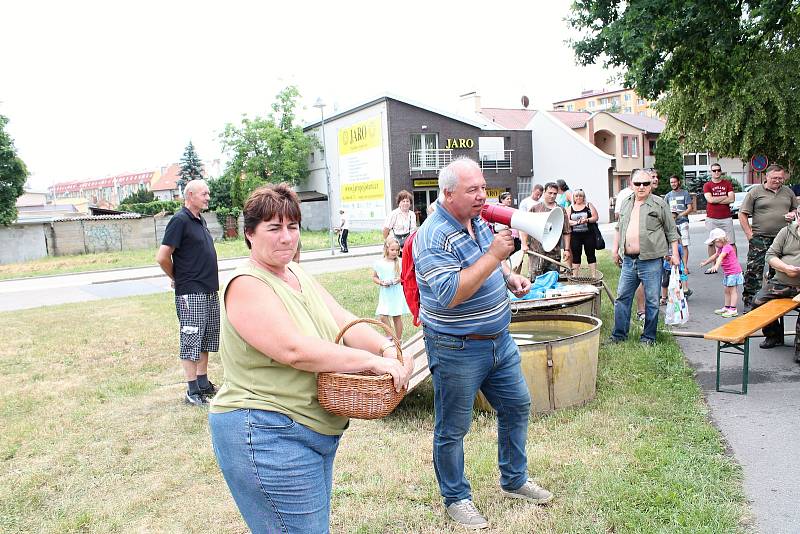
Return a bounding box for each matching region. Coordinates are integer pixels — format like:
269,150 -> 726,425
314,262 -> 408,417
209,409 -> 340,534
423,328 -> 531,506
612,256 -> 662,343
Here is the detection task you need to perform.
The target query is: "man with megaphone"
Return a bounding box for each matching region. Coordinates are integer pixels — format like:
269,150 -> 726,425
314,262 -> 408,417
413,157 -> 554,530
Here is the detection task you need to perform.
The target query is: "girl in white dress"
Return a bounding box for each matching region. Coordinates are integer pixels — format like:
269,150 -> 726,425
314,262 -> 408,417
372,237 -> 410,340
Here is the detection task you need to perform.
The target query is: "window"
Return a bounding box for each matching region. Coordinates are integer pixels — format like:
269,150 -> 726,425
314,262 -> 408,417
517,177 -> 532,205
649,140 -> 657,153
622,135 -> 639,157
684,154 -> 697,166
410,133 -> 439,169
624,106 -> 632,113
638,99 -> 645,105
624,93 -> 631,101
567,104 -> 574,111
698,153 -> 709,165
588,100 -> 595,108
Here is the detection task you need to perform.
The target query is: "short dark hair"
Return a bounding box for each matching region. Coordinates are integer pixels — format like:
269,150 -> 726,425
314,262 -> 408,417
710,164 -> 722,171
533,183 -> 544,192
243,183 -> 301,249
765,164 -> 786,174
543,181 -> 558,192
556,179 -> 569,191
669,174 -> 681,182
498,191 -> 512,202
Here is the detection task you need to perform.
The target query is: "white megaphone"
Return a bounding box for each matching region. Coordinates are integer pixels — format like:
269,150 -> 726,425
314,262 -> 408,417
481,203 -> 564,252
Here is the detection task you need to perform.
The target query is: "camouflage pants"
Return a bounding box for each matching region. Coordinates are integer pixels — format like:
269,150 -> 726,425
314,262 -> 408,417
742,235 -> 776,306
752,280 -> 800,349
529,254 -> 560,280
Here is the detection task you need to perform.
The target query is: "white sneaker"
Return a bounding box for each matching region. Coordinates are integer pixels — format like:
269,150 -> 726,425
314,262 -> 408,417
721,309 -> 739,318
445,499 -> 489,530
714,307 -> 728,315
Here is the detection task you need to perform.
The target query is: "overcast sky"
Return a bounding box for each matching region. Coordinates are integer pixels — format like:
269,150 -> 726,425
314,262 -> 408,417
1,0 -> 618,190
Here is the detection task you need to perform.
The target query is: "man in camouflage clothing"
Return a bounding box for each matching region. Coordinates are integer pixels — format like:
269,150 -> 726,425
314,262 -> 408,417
523,182 -> 571,278
739,164 -> 798,308
751,211 -> 800,361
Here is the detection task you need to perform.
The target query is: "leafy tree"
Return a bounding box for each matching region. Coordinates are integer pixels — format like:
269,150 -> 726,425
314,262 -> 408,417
218,85 -> 318,192
653,136 -> 684,188
569,0 -> 800,169
120,189 -> 155,205
208,175 -> 232,212
0,115 -> 28,226
177,141 -> 204,191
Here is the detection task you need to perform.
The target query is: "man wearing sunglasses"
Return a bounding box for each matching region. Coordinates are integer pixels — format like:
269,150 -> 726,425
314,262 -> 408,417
704,164 -> 736,257
611,169 -> 680,345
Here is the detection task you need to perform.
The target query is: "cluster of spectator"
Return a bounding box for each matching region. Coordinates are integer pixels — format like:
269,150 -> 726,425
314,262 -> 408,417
156,160 -> 800,532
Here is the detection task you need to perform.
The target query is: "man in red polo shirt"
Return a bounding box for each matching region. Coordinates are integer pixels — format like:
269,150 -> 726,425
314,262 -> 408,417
703,164 -> 736,258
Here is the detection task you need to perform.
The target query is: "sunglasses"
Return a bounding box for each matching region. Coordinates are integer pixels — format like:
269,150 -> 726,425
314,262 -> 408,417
632,182 -> 651,187
711,169 -> 722,172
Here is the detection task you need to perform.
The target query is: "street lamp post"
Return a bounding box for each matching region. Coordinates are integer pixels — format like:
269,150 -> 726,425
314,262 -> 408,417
313,97 -> 336,256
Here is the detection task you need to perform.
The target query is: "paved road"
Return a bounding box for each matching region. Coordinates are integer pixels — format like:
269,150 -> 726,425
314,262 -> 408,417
3,217 -> 799,532
0,245 -> 384,312
662,219 -> 800,534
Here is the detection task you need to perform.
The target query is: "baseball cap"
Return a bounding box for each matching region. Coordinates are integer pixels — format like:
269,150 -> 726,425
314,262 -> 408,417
704,228 -> 727,245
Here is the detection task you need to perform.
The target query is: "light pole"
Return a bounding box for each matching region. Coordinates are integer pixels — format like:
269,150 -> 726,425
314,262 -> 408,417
313,97 -> 336,256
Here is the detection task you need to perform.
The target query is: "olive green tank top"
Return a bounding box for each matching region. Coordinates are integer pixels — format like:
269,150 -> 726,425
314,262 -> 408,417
209,261 -> 348,436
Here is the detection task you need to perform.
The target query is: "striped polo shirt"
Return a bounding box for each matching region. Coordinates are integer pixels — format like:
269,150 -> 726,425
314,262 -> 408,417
413,203 -> 510,336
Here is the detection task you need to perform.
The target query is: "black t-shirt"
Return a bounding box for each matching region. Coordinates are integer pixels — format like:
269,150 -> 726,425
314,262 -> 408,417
162,207 -> 219,295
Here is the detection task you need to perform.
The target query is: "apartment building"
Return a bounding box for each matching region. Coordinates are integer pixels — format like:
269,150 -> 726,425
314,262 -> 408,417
553,88 -> 660,119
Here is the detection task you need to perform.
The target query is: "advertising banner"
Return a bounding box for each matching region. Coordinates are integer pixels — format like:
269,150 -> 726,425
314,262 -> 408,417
337,116 -> 386,221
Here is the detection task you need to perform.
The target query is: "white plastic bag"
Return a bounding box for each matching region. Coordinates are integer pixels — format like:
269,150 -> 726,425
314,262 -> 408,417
664,265 -> 689,325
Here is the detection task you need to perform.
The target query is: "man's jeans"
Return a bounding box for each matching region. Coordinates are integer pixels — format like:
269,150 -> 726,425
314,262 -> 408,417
209,409 -> 340,534
612,256 -> 663,343
423,328 -> 531,506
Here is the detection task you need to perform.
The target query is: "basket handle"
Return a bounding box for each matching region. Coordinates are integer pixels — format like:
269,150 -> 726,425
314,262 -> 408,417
334,318 -> 404,366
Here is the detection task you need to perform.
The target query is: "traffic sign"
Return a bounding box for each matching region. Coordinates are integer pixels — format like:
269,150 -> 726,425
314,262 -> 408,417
751,154 -> 769,172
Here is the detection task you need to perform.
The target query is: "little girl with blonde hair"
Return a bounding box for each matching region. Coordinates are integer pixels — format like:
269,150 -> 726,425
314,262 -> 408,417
372,237 -> 410,339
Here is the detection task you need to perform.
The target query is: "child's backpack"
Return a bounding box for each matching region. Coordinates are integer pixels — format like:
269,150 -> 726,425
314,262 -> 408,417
400,230 -> 421,326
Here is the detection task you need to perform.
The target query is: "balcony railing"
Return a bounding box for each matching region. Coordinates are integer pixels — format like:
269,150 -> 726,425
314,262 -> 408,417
409,149 -> 453,171
479,150 -> 514,172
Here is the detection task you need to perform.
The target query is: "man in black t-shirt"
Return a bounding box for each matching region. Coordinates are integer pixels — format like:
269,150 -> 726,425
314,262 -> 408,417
156,180 -> 220,406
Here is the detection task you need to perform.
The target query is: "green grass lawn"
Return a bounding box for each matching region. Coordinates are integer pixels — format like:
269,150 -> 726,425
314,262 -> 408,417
0,253 -> 749,533
0,229 -> 384,281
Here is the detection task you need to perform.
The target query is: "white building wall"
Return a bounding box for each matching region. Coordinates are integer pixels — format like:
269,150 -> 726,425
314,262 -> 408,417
529,112 -> 614,222
304,101 -> 390,231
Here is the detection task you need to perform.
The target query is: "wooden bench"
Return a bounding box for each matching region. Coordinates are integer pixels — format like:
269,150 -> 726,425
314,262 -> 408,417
402,331 -> 430,392
704,298 -> 799,394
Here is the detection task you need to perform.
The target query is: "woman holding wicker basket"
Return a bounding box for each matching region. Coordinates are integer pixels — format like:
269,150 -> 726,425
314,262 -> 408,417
208,183 -> 412,534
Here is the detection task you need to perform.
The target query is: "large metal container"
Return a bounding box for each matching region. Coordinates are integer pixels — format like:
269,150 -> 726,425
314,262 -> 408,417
476,314 -> 602,414
510,289 -> 600,321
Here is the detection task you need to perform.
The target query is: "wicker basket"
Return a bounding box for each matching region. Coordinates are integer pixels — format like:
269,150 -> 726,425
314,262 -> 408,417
317,318 -> 406,419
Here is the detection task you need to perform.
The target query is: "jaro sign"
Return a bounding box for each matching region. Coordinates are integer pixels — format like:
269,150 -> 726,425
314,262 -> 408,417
445,138 -> 475,149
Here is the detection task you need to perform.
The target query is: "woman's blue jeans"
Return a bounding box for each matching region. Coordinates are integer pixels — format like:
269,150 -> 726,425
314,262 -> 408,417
423,328 -> 531,506
612,256 -> 663,343
209,409 -> 340,534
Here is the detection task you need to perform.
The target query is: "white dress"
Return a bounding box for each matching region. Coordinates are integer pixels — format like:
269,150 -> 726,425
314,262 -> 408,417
374,259 -> 410,317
